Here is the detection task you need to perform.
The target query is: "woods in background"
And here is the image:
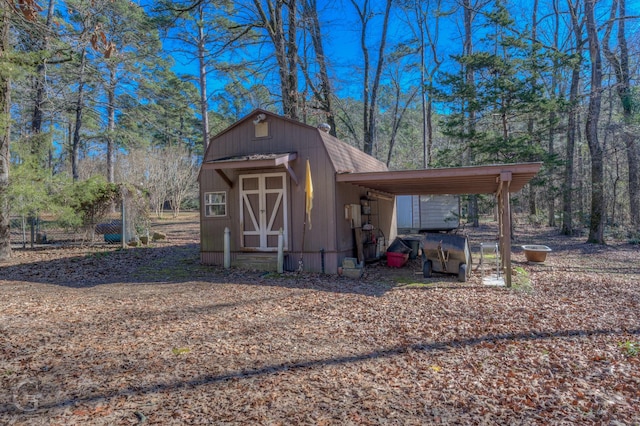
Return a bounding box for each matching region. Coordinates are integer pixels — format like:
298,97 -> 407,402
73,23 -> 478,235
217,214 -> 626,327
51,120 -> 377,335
0,0 -> 638,260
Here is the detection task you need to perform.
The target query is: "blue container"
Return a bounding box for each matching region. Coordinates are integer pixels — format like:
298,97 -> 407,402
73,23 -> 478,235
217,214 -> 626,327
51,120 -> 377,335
104,234 -> 122,243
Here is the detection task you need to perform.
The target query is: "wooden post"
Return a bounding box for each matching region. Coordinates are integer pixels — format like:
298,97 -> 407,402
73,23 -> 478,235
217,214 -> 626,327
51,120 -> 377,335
499,172 -> 512,287
121,195 -> 126,249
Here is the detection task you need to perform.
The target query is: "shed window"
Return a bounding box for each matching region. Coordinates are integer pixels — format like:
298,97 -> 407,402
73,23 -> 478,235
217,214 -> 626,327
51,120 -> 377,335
204,192 -> 227,217
255,121 -> 269,138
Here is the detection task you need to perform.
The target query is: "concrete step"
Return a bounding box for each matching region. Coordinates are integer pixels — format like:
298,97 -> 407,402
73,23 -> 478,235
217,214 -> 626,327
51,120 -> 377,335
232,253 -> 278,272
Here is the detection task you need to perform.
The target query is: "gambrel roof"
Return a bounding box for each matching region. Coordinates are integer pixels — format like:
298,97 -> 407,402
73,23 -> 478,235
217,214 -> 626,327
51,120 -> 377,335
201,109 -> 388,177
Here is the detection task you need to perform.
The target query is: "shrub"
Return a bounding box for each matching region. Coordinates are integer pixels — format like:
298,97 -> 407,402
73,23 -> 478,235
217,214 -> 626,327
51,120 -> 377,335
56,176 -> 120,230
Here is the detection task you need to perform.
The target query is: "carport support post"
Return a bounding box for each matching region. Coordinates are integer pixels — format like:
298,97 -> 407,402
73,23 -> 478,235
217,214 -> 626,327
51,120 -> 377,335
498,172 -> 512,287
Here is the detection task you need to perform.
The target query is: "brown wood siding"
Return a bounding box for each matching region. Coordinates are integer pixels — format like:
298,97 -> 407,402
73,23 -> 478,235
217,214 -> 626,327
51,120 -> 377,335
332,185 -> 397,258
200,110 -> 396,273
334,183 -> 366,252
283,251 -> 340,274
201,117 -> 336,252
201,251 -> 226,265
201,250 -> 341,274
201,117 -> 338,256
200,167 -> 236,252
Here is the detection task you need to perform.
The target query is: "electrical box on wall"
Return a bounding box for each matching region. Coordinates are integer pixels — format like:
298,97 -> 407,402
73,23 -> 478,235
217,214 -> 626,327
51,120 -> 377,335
344,204 -> 361,228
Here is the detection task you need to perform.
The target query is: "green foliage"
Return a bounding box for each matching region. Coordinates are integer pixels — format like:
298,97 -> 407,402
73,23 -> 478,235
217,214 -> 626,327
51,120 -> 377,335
437,0 -> 560,169
56,175 -> 120,229
618,341 -> 639,357
118,66 -> 202,152
8,134 -> 59,217
172,347 -> 190,356
511,266 -> 532,292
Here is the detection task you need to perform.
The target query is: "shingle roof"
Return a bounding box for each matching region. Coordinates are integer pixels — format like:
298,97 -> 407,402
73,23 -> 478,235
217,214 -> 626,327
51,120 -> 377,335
319,131 -> 388,174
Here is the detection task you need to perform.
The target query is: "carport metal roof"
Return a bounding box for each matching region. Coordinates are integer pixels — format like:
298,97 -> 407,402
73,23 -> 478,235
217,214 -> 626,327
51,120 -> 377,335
335,162 -> 543,196
336,162 -> 544,287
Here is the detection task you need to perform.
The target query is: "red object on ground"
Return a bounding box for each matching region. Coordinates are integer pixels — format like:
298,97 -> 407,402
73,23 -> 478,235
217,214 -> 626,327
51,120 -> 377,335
387,252 -> 409,268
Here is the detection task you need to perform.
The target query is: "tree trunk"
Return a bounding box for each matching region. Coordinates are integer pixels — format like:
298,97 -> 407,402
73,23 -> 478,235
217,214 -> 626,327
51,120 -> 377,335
197,5 -> 210,153
286,0 -> 298,120
545,0 -> 558,227
365,0 -> 391,156
385,84 -> 417,167
351,0 -> 392,156
561,0 -> 582,236
253,0 -> 299,120
585,0 -> 605,244
418,7 -> 427,168
301,0 -> 337,136
463,0 -> 479,226
419,0 -> 442,169
107,63 -> 116,183
561,65 -> 579,235
603,0 -> 639,234
72,49 -> 87,182
0,4 -> 11,260
31,0 -> 56,139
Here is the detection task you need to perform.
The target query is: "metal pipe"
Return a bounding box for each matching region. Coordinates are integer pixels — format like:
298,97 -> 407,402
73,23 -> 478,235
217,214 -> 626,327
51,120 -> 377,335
121,196 -> 126,249
224,227 -> 230,268
277,228 -> 284,273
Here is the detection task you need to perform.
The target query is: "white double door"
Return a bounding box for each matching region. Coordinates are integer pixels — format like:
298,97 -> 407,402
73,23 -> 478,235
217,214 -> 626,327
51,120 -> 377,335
239,173 -> 288,250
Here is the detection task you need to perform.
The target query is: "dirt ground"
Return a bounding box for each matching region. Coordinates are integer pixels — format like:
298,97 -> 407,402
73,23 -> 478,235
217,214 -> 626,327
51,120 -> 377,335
1,213 -> 639,425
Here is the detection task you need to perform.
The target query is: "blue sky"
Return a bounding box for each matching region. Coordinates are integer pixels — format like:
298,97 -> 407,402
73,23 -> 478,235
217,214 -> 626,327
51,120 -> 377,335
159,0 -> 639,117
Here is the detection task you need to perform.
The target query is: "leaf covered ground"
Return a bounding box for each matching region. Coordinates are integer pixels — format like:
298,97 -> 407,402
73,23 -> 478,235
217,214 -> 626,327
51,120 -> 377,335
1,215 -> 639,425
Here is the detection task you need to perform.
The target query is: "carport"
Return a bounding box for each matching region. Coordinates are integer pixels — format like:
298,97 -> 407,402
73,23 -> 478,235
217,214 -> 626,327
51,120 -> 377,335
336,162 -> 543,287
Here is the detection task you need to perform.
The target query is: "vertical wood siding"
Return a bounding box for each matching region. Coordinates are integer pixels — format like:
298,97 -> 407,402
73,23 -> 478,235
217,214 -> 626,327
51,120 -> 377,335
200,111 -> 396,274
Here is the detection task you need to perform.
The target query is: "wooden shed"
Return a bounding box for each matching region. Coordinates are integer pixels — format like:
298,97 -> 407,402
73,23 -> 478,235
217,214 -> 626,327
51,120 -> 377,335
198,109 -> 397,273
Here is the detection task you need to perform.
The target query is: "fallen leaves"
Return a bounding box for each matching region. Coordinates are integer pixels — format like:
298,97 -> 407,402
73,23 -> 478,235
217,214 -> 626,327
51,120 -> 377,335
1,221 -> 639,424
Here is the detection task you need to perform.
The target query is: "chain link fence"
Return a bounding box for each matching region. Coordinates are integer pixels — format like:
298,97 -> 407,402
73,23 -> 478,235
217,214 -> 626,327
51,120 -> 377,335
10,187 -> 150,249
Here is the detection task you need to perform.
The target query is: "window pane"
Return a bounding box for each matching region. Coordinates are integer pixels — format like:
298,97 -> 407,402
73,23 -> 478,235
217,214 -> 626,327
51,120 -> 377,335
206,205 -> 225,217
205,192 -> 226,217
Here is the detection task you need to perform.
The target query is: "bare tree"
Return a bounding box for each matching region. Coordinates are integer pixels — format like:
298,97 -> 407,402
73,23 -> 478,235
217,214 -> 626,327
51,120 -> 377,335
350,0 -> 392,156
0,2 -> 10,260
166,146 -> 199,217
561,0 -> 584,236
299,0 -> 337,136
252,0 -> 300,120
462,0 -> 481,226
384,67 -> 418,167
401,0 -> 443,168
584,0 -> 605,244
603,0 -> 640,235
546,0 -> 560,227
